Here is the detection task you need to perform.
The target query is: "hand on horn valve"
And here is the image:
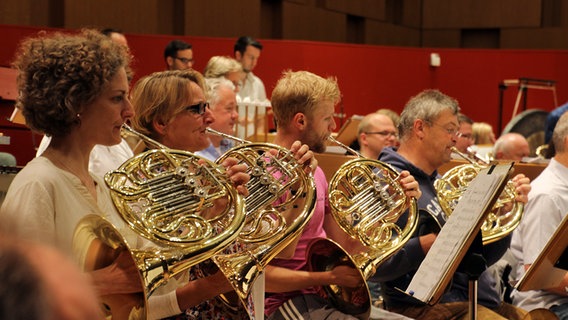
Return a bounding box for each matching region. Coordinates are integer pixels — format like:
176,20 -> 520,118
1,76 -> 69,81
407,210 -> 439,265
511,173 -> 530,204
220,156 -> 250,196
399,170 -> 422,200
289,140 -> 318,174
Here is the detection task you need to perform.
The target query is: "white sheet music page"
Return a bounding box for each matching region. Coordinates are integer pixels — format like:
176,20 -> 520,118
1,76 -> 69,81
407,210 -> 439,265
405,163 -> 512,303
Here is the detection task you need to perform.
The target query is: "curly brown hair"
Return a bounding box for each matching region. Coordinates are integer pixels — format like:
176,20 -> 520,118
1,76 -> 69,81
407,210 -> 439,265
12,29 -> 132,137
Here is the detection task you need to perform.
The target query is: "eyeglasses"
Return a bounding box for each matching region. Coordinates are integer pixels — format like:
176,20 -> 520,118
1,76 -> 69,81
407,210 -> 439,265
457,132 -> 473,140
365,131 -> 398,138
184,102 -> 210,115
427,122 -> 460,137
175,56 -> 194,64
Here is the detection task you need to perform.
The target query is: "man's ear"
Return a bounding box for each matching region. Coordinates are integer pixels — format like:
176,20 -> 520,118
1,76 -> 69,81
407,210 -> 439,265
415,119 -> 426,140
152,118 -> 167,135
235,51 -> 242,61
359,133 -> 367,146
293,113 -> 307,130
166,57 -> 174,68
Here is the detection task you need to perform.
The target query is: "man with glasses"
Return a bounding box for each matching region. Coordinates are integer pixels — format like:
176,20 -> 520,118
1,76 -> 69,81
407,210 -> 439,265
372,89 -> 531,320
454,113 -> 475,154
357,112 -> 398,160
164,39 -> 194,70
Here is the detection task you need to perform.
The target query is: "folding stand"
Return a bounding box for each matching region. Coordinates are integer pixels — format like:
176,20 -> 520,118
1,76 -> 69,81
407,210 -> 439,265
464,253 -> 487,320
498,78 -> 557,135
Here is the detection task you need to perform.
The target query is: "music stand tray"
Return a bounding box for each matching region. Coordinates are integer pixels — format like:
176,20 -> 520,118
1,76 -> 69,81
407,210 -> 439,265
515,213 -> 568,292
334,115 -> 363,147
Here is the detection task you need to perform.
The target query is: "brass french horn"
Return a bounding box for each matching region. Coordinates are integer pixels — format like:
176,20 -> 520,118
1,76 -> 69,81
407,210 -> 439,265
204,128 -> 317,317
74,124 -> 246,319
436,146 -> 524,244
306,136 -> 419,319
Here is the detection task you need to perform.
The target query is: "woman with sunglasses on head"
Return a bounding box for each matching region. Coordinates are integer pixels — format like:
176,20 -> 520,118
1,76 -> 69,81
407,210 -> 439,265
130,69 -> 248,319
130,69 -> 317,319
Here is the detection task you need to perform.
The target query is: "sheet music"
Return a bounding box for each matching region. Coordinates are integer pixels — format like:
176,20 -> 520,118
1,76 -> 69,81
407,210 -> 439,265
406,164 -> 512,303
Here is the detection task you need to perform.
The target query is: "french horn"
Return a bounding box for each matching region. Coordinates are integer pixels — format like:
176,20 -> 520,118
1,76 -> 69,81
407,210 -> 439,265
74,124 -> 246,319
436,146 -> 524,244
306,136 -> 418,319
204,128 -> 317,318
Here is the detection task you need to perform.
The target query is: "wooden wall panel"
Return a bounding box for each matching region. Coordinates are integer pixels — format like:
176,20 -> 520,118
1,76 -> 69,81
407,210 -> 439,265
282,2 -> 346,42
283,0 -> 309,5
365,19 -> 421,47
0,0 -> 52,26
559,0 -> 568,26
2,0 -> 568,49
461,28 -> 500,49
398,0 -> 423,28
184,0 -> 261,38
501,27 -> 568,49
260,0 -> 283,39
422,0 -> 542,29
64,0 -> 169,35
323,0 -> 388,21
422,29 -> 461,47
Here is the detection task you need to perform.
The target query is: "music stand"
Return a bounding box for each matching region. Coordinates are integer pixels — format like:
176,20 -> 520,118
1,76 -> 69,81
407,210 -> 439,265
404,163 -> 514,319
333,115 -> 363,147
515,213 -> 568,292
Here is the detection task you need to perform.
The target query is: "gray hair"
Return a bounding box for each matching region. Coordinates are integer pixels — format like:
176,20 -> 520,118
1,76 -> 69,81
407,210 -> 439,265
205,77 -> 236,108
398,89 -> 460,141
552,112 -> 568,153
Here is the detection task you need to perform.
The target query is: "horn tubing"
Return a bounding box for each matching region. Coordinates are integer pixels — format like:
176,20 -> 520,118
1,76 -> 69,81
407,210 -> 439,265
327,135 -> 362,157
206,127 -> 250,145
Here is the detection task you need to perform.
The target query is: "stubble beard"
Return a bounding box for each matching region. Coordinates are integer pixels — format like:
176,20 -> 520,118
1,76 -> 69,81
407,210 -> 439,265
300,129 -> 327,154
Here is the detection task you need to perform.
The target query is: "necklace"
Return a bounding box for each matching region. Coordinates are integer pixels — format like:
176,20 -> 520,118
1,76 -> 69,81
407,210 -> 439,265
44,152 -> 98,199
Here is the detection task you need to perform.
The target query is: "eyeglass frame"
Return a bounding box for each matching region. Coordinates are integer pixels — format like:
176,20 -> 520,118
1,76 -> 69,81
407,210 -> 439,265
364,131 -> 398,138
425,120 -> 460,137
184,102 -> 210,115
457,132 -> 474,140
174,56 -> 194,64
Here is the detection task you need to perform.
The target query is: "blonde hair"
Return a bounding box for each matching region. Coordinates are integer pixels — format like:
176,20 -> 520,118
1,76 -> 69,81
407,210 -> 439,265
472,122 -> 495,145
130,69 -> 206,139
203,56 -> 243,78
271,70 -> 340,128
376,108 -> 400,127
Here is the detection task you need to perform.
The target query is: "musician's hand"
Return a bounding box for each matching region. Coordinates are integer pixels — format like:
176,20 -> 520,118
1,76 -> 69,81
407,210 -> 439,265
90,249 -> 143,296
289,140 -> 318,174
399,170 -> 422,199
221,156 -> 250,196
329,265 -> 364,288
419,233 -> 437,254
512,173 -> 531,204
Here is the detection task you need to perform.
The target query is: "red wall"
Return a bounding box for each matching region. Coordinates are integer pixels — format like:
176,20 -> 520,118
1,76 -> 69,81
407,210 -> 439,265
1,24 -> 568,164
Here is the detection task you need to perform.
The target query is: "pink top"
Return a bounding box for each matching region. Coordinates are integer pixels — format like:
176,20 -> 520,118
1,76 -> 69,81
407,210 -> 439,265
264,167 -> 329,315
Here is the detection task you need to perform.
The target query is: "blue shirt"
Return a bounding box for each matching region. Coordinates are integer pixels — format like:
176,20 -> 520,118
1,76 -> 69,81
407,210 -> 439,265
196,139 -> 234,161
